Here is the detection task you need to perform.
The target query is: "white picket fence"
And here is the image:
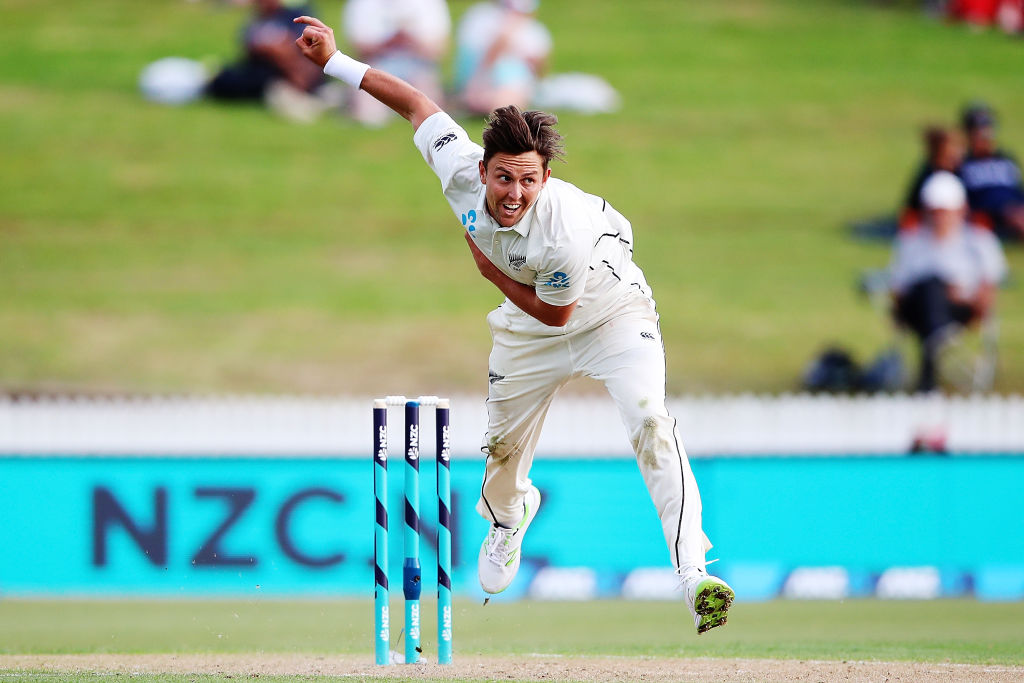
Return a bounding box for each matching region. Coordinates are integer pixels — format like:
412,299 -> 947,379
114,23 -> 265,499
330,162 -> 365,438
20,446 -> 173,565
0,393 -> 1022,457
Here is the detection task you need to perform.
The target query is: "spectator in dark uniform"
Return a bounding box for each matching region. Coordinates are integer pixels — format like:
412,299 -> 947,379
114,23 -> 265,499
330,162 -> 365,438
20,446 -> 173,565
207,0 -> 325,118
957,103 -> 1024,240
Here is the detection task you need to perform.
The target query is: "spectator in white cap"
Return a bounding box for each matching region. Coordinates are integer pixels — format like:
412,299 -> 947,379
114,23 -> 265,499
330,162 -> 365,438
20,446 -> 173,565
888,171 -> 1008,391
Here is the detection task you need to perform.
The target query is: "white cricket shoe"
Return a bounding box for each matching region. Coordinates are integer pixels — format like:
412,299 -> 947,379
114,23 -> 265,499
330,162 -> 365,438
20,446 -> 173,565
477,486 -> 541,594
680,569 -> 734,634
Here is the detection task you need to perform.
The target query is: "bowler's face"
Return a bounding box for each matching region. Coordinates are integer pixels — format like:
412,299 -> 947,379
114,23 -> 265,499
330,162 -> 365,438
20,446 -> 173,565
479,152 -> 551,228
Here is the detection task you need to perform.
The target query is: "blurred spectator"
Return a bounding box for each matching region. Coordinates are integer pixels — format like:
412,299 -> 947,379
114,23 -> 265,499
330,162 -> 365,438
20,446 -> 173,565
948,0 -> 1001,24
996,0 -> 1024,32
946,0 -> 1024,32
453,0 -> 552,115
207,0 -> 328,121
957,102 -> 1024,240
342,0 -> 451,127
889,172 -> 1007,392
900,126 -> 964,227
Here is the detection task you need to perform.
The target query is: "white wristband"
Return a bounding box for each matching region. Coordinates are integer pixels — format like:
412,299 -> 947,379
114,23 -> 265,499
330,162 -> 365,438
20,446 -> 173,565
323,51 -> 370,88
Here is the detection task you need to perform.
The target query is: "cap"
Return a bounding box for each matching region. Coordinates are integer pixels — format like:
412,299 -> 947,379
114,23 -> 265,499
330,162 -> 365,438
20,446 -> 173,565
920,171 -> 966,210
961,102 -> 995,131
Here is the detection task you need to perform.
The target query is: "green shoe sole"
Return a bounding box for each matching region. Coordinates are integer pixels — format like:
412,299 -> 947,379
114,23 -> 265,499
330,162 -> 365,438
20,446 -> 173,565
695,579 -> 734,634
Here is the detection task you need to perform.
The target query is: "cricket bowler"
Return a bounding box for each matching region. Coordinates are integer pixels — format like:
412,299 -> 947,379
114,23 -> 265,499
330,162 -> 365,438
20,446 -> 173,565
294,14 -> 734,633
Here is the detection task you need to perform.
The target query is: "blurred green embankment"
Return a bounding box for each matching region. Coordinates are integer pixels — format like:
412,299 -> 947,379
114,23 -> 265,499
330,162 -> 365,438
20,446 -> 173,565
1,0 -> 1022,395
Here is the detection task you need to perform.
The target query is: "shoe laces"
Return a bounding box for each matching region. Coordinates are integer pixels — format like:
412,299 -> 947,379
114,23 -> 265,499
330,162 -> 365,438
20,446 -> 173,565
675,566 -> 704,582
484,525 -> 515,566
675,567 -> 700,596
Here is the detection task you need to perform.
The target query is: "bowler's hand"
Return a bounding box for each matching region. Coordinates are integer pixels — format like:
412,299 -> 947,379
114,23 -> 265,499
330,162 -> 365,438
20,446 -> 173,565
293,16 -> 338,68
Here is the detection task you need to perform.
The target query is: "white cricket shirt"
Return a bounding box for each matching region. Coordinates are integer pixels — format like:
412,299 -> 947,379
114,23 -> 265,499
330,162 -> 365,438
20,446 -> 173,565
413,112 -> 654,335
889,224 -> 1007,297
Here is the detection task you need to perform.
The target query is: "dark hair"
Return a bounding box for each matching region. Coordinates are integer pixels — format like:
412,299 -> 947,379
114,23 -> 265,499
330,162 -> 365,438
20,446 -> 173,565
481,105 -> 565,170
923,126 -> 951,155
961,102 -> 995,131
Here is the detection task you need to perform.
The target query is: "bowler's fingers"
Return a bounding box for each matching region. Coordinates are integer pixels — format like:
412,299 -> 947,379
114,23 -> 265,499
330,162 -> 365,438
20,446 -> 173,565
293,15 -> 329,30
298,25 -> 323,47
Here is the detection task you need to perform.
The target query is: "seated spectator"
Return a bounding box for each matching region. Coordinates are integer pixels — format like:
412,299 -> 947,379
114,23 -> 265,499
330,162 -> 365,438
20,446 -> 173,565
207,0 -> 326,120
342,0 -> 451,127
946,0 -> 1023,33
453,0 -> 552,115
900,126 -> 964,228
957,102 -> 1024,240
947,0 -> 1001,25
889,172 -> 1007,392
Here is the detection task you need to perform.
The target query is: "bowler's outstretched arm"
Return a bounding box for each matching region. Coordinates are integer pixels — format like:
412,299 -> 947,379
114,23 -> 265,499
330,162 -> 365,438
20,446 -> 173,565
293,16 -> 440,130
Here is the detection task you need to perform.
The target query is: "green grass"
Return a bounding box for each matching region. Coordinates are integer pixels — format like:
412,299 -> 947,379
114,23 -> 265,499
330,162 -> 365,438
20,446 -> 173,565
1,598 -> 1023,664
1,0 -> 1022,394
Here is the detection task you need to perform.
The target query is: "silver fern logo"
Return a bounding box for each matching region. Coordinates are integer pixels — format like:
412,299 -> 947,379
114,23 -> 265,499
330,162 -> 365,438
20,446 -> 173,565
508,252 -> 526,270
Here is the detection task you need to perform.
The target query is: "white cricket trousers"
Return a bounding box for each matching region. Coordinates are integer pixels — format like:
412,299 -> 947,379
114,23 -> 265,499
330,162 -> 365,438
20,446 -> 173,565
474,297 -> 710,573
